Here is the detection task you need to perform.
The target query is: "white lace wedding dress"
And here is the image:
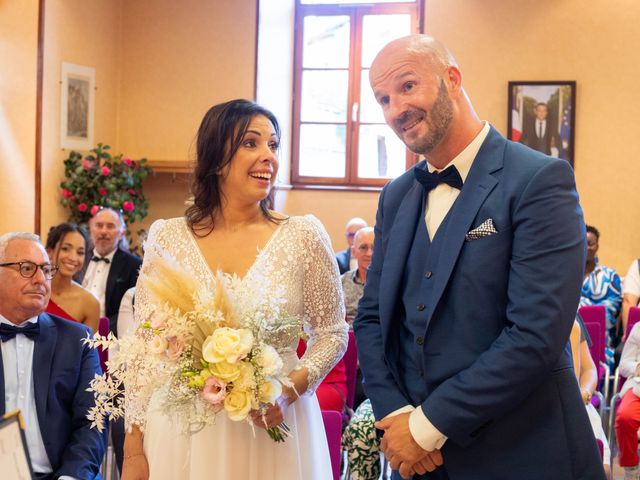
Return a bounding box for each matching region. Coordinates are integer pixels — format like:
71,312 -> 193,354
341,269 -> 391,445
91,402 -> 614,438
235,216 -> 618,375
130,215 -> 347,479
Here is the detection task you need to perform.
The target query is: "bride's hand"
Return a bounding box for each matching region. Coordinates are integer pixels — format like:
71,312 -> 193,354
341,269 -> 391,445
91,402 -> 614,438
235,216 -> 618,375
250,386 -> 296,429
121,453 -> 149,480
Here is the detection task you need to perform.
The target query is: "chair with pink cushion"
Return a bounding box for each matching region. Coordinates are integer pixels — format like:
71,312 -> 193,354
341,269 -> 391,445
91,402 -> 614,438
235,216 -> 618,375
322,409 -> 342,480
97,316 -> 109,374
344,330 -> 359,413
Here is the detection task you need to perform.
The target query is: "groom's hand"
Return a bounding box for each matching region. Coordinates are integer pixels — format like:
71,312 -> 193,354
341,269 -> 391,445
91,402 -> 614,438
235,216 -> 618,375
375,412 -> 443,474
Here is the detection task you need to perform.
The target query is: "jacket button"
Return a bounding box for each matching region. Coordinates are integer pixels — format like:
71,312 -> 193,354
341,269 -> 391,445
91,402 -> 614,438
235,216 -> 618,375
416,336 -> 424,346
425,271 -> 432,278
417,304 -> 425,311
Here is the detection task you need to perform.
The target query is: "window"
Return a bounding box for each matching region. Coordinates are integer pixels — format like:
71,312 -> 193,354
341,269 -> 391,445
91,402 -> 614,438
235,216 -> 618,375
292,0 -> 423,188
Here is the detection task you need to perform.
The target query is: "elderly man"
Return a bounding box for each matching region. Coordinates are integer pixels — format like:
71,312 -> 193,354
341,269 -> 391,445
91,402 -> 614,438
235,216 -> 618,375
354,35 -> 603,479
336,217 -> 368,274
0,232 -> 106,479
82,207 -> 142,337
341,227 -> 374,328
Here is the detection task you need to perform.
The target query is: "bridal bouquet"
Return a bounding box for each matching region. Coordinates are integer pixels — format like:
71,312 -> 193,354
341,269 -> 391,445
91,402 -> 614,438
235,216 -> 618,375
84,250 -> 295,442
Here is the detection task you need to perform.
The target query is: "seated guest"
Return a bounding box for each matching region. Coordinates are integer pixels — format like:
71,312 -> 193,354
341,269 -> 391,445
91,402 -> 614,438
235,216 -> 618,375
614,321 -> 640,480
342,398 -> 380,480
569,318 -> 612,479
579,225 -> 622,348
341,227 -> 374,329
335,217 -> 367,274
0,232 -> 106,479
45,223 -> 99,331
297,338 -> 347,412
622,258 -> 640,338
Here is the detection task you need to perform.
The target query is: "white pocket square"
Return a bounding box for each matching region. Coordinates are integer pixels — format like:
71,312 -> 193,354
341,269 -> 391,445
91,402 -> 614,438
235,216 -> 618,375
465,218 -> 498,242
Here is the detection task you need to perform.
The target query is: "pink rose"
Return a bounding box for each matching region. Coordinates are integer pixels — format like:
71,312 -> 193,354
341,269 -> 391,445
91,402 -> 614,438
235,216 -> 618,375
123,157 -> 132,166
128,188 -> 136,196
61,188 -> 73,198
90,205 -> 100,216
150,314 -> 167,330
166,337 -> 185,361
82,159 -> 93,169
201,376 -> 227,406
100,166 -> 110,176
98,187 -> 107,196
77,203 -> 88,212
123,201 -> 135,212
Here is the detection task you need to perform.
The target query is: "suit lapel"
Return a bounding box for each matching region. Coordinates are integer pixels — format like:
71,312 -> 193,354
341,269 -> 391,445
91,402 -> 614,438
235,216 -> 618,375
426,128 -> 505,323
33,313 -> 57,426
379,168 -> 426,339
106,249 -> 124,310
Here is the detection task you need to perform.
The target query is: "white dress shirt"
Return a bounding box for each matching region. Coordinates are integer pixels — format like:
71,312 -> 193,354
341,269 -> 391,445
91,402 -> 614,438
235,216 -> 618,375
1,314 -> 52,474
82,248 -> 117,317
386,122 -> 491,452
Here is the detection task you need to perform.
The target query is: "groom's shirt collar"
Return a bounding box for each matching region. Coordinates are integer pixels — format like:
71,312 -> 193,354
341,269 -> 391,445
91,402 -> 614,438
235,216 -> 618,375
427,121 -> 490,181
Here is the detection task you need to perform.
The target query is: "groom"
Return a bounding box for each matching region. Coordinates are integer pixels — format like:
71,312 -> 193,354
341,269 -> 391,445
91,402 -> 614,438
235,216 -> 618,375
353,35 -> 604,479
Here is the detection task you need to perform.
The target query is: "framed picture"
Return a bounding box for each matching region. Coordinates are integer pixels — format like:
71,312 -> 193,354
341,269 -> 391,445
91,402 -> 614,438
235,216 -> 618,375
0,411 -> 33,479
507,81 -> 576,166
60,62 -> 95,150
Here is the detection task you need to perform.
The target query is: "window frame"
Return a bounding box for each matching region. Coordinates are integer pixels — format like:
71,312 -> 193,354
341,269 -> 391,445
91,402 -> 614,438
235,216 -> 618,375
291,0 -> 424,188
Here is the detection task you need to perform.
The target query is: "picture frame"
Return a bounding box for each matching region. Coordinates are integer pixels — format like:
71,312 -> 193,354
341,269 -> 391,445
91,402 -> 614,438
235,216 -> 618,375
60,62 -> 95,150
0,410 -> 33,479
507,81 -> 576,166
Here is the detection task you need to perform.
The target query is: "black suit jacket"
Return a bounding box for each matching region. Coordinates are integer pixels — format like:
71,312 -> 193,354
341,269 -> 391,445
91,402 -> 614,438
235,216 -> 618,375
0,314 -> 107,479
106,249 -> 142,336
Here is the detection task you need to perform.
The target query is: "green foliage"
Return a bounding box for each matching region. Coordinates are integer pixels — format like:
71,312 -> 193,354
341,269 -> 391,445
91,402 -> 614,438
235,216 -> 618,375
60,143 -> 154,252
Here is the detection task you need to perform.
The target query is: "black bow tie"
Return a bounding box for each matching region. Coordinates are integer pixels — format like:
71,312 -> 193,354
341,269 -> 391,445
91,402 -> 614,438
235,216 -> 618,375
0,322 -> 40,342
91,256 -> 111,264
414,165 -> 463,192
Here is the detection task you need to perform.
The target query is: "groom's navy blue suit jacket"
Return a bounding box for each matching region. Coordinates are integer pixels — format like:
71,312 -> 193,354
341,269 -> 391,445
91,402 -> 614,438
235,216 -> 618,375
354,127 -> 605,479
0,313 -> 107,479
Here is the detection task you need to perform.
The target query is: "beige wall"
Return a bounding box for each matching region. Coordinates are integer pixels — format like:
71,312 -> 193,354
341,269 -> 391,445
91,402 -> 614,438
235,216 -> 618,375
0,0 -> 39,232
40,0 -> 122,237
423,0 -> 640,272
3,0 -> 639,272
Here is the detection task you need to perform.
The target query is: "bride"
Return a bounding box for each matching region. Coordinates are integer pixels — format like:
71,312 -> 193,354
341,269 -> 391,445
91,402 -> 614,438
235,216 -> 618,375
121,99 -> 348,479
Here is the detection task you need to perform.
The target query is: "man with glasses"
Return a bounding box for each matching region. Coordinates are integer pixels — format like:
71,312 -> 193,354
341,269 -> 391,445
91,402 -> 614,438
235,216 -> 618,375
336,217 -> 368,274
0,232 -> 106,479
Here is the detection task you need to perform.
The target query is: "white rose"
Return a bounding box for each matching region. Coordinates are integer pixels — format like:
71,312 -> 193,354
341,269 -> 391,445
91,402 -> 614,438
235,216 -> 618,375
148,335 -> 169,355
202,327 -> 254,364
257,345 -> 283,377
259,378 -> 283,404
224,389 -> 253,421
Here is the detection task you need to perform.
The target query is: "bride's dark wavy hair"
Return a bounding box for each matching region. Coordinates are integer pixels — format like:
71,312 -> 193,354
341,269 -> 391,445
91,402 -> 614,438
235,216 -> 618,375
185,99 -> 282,236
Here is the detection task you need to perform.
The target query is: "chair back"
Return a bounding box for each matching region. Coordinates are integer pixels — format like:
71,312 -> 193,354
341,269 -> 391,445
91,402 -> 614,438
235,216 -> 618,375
583,321 -> 605,382
627,306 -> 640,339
344,330 -> 358,410
321,410 -> 342,480
578,305 -> 606,331
97,316 -> 109,374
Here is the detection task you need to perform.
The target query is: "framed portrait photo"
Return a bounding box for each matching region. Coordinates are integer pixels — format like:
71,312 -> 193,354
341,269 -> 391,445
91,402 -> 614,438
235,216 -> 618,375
507,81 -> 576,166
60,62 -> 96,150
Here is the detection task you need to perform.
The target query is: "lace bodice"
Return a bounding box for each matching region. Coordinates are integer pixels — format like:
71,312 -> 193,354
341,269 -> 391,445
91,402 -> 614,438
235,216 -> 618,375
134,215 -> 347,402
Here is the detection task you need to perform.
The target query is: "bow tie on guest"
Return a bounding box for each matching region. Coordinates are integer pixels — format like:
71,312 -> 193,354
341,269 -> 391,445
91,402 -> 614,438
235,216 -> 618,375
91,256 -> 111,264
414,165 -> 463,192
0,322 -> 40,342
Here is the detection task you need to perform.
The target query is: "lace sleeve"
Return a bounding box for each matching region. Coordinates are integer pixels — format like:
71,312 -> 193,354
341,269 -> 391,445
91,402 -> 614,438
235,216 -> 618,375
123,218 -> 167,431
298,215 -> 348,392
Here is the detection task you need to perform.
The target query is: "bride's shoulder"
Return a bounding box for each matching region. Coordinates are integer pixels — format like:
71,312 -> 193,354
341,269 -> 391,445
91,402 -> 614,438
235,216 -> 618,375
147,217 -> 189,244
280,214 -> 330,242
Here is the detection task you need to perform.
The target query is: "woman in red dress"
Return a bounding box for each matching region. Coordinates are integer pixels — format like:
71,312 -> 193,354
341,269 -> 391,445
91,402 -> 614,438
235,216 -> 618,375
45,223 -> 99,331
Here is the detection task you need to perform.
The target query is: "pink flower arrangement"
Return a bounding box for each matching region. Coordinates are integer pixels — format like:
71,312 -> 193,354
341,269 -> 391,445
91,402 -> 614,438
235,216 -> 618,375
98,187 -> 107,196
62,188 -> 73,198
82,159 -> 93,170
100,166 -> 110,176
77,203 -> 88,212
166,337 -> 185,361
90,205 -> 101,216
123,158 -> 132,166
122,201 -> 135,212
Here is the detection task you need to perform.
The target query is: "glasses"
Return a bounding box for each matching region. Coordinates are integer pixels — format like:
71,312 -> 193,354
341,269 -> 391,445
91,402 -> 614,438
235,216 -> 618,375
0,261 -> 58,280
